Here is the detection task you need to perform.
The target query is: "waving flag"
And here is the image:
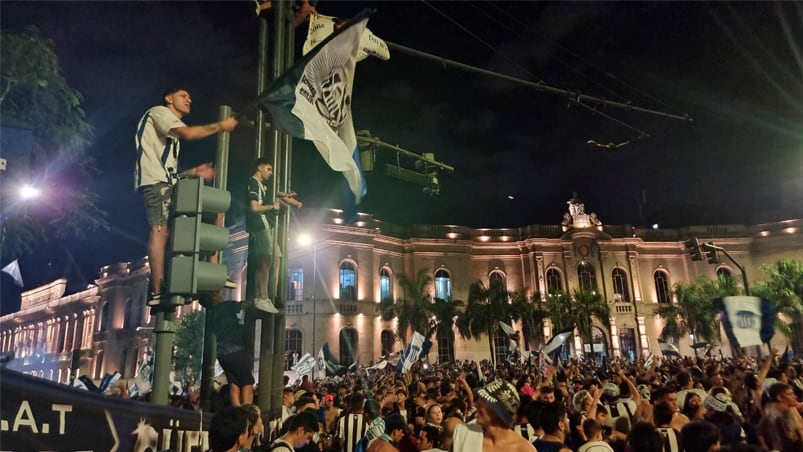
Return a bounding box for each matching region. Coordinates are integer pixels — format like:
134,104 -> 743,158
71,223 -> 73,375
658,340 -> 681,357
303,13 -> 390,62
292,352 -> 316,376
543,324 -> 574,356
716,296 -> 776,349
318,343 -> 347,376
498,321 -> 516,336
258,10 -> 371,203
2,259 -> 23,287
396,331 -> 426,374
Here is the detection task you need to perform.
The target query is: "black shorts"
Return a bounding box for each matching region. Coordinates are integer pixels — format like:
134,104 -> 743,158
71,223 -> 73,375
218,350 -> 255,387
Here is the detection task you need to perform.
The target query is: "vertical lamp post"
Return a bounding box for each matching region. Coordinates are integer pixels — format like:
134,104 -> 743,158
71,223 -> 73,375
298,233 -> 317,378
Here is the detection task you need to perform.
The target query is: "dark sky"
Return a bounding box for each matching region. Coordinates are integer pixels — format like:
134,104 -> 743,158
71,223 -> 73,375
2,1 -> 802,309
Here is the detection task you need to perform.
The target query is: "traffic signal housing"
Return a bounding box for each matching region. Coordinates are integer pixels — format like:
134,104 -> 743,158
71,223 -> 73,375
684,238 -> 703,261
165,178 -> 231,301
704,242 -> 720,264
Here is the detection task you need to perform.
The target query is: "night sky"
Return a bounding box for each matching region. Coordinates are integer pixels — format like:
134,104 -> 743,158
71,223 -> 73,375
1,1 -> 802,312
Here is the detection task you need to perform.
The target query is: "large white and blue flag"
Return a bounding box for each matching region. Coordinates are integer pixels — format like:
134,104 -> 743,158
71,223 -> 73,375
716,296 -> 776,349
303,13 -> 390,62
397,331 -> 426,374
258,11 -> 370,205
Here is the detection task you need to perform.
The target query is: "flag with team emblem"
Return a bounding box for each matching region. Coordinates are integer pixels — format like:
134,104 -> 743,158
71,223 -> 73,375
716,296 -> 776,349
292,353 -> 316,377
258,10 -> 370,204
303,13 -> 390,62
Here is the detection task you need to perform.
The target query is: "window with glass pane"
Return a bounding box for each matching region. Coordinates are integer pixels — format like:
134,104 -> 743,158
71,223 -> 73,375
654,271 -> 671,303
339,262 -> 356,301
285,329 -> 302,354
577,262 -> 597,291
493,330 -> 508,363
380,268 -> 392,302
612,268 -> 630,302
339,328 -> 358,366
288,268 -> 304,301
381,329 -> 395,356
437,329 -> 455,364
489,271 -> 506,295
101,302 -> 111,331
434,269 -> 451,301
546,268 -> 563,293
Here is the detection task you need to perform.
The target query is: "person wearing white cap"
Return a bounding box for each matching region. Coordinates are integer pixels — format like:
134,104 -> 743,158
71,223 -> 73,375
452,378 -> 536,452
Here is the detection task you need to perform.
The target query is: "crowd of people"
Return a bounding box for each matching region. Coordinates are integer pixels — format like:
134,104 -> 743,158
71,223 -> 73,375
205,346 -> 803,452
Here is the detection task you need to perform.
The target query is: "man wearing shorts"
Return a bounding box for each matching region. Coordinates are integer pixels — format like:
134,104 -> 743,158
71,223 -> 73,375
135,87 -> 238,303
213,300 -> 254,406
245,158 -> 282,313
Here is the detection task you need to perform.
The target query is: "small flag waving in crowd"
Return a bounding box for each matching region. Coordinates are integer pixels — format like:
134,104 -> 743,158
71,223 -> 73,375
258,10 -> 372,204
716,296 -> 776,349
2,259 -> 23,287
292,352 -> 316,377
658,340 -> 681,357
542,324 -> 574,357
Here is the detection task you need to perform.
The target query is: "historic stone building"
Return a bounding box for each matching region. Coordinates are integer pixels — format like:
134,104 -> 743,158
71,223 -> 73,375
2,197 -> 801,382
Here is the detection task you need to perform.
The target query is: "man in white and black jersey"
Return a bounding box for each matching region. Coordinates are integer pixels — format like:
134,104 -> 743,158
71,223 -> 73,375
134,87 -> 237,303
246,158 -> 282,313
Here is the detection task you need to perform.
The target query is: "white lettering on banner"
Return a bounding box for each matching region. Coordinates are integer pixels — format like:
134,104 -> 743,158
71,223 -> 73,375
2,401 -> 73,435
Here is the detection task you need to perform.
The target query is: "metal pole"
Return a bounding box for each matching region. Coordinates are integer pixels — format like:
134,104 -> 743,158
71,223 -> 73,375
199,105 -> 233,410
151,300 -> 181,406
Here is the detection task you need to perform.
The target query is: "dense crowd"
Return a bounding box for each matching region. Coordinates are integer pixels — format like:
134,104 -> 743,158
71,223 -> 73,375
206,347 -> 803,452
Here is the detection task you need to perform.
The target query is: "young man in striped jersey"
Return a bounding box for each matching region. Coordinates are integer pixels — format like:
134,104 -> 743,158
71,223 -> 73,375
134,87 -> 238,303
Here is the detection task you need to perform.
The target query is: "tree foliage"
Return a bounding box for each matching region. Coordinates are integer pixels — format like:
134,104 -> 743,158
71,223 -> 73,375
395,269 -> 434,343
544,289 -> 610,347
174,310 -> 205,383
655,276 -> 732,344
455,279 -> 516,360
753,259 -> 803,348
1,27 -> 108,260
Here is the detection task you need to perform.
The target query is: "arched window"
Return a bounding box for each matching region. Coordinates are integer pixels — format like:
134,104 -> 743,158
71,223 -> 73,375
489,271 -> 507,300
339,328 -> 358,366
101,302 -> 112,331
285,329 -> 303,355
654,270 -> 671,304
577,262 -> 597,291
492,329 -> 508,364
339,261 -> 357,301
716,267 -> 732,280
437,329 -> 455,364
434,269 -> 451,301
546,268 -> 563,293
381,329 -> 395,356
380,267 -> 392,302
611,268 -> 630,302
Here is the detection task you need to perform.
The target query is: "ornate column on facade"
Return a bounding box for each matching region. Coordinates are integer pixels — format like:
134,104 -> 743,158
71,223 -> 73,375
637,315 -> 649,356
609,317 -> 620,358
535,253 -> 546,301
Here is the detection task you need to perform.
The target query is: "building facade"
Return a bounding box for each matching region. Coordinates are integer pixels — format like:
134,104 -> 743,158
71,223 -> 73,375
3,197 -> 801,382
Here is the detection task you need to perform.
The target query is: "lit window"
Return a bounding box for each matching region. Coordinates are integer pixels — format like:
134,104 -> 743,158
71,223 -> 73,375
380,268 -> 392,302
612,268 -> 630,302
339,328 -> 358,366
435,269 -> 451,301
288,268 -> 304,301
546,268 -> 563,294
577,262 -> 597,291
654,270 -> 671,303
339,262 -> 356,301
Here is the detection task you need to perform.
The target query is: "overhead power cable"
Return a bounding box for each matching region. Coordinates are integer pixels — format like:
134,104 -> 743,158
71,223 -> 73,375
385,40 -> 692,123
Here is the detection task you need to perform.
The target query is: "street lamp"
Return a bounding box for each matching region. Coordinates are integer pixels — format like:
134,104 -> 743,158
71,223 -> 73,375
297,233 -> 317,378
18,185 -> 41,200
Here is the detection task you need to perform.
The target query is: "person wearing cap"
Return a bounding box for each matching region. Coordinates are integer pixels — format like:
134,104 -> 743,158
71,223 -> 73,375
702,389 -> 745,447
452,379 -> 536,452
366,413 -> 409,452
322,393 -> 341,435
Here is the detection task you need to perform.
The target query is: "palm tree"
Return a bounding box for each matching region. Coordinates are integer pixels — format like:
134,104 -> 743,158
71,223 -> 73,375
544,289 -> 610,359
428,297 -> 464,363
395,269 -> 433,344
654,277 -> 722,346
508,290 -> 548,351
456,280 -> 511,363
753,259 -> 803,354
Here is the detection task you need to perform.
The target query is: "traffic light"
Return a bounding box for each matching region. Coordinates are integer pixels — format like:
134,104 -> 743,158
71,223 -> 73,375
704,242 -> 720,264
684,238 -> 703,261
165,177 -> 231,301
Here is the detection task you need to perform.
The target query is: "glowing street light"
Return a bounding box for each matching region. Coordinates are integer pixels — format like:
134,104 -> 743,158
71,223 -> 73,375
18,185 -> 41,200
